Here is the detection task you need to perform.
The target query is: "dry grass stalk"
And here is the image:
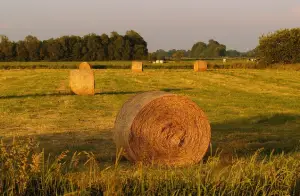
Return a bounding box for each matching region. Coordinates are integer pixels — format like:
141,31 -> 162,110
132,61 -> 143,72
69,70 -> 95,95
79,62 -> 92,70
113,91 -> 211,166
194,60 -> 208,72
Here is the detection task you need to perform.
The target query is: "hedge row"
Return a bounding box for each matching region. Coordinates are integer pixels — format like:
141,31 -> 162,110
0,63 -> 299,70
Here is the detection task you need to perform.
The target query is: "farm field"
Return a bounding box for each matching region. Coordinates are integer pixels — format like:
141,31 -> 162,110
1,69 -> 300,195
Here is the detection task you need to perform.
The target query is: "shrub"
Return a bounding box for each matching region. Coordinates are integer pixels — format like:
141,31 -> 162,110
258,28 -> 300,65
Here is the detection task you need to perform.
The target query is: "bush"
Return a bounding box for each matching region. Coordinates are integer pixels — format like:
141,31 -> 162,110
258,28 -> 300,65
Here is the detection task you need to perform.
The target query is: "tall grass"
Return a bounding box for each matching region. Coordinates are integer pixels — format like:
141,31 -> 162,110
1,139 -> 300,195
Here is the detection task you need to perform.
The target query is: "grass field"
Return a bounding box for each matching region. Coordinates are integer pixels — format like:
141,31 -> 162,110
1,69 -> 300,195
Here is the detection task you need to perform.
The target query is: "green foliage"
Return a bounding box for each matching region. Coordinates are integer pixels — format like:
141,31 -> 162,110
0,35 -> 15,61
258,28 -> 300,64
190,39 -> 226,58
151,49 -> 190,60
172,50 -> 185,61
0,30 -> 148,62
226,50 -> 241,57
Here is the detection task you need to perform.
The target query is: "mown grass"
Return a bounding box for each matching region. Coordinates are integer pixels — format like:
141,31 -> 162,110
0,69 -> 300,195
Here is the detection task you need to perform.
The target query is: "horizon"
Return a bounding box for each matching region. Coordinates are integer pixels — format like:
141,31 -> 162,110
1,0 -> 299,52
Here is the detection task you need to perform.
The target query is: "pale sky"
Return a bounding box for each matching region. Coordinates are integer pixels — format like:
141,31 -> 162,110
0,0 -> 299,52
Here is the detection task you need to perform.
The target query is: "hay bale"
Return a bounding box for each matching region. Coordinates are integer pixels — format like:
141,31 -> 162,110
69,70 -> 95,95
194,60 -> 208,72
113,91 -> 211,166
79,62 -> 92,70
132,61 -> 143,72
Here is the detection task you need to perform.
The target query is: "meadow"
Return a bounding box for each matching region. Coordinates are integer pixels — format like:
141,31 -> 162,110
0,68 -> 300,195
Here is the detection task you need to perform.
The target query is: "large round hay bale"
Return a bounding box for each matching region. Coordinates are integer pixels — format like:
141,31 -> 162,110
194,60 -> 208,72
69,70 -> 95,95
113,91 -> 211,166
132,61 -> 143,72
79,62 -> 92,70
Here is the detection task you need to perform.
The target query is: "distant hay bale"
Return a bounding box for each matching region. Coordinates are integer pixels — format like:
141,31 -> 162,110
69,70 -> 95,95
113,91 -> 211,166
132,61 -> 143,72
194,60 -> 208,72
79,62 -> 92,70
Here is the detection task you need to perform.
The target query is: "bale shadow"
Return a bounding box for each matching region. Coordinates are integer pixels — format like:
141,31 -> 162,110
0,88 -> 193,99
0,92 -> 75,99
205,113 -> 300,163
96,88 -> 193,95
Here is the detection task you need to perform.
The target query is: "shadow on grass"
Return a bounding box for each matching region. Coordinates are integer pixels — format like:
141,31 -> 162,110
11,113 -> 296,166
96,88 -> 193,95
207,113 -> 300,162
0,88 -> 193,99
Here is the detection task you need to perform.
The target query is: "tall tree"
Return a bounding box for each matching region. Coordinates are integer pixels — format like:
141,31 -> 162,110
47,38 -> 63,61
0,35 -> 15,61
24,35 -> 41,61
15,41 -> 28,61
126,30 -> 148,60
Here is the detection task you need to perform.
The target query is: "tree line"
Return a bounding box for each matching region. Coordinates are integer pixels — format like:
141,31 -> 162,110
0,30 -> 148,61
0,30 -> 267,62
150,39 -> 256,61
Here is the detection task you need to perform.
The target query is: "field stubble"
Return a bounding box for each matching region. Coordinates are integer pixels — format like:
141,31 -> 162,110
0,69 -> 300,195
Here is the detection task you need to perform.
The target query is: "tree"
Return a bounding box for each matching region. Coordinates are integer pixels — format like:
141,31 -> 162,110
126,30 -> 148,60
81,34 -> 103,61
172,50 -> 185,61
100,34 -> 109,60
24,35 -> 41,61
190,42 -> 207,58
258,28 -> 300,64
15,41 -> 28,61
47,38 -> 63,61
155,49 -> 168,60
0,35 -> 15,61
226,50 -> 241,57
190,39 -> 226,58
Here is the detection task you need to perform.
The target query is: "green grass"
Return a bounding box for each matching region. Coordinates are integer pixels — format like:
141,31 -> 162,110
0,69 -> 300,195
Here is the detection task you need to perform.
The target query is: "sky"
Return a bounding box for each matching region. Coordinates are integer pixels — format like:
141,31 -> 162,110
0,0 -> 299,52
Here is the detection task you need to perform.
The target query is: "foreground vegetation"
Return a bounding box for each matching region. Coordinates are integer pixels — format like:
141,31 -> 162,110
2,139 -> 300,195
0,69 -> 300,195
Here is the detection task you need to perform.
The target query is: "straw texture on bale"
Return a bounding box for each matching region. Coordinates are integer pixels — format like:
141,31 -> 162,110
113,91 -> 211,166
79,62 -> 92,70
69,70 -> 95,95
132,61 -> 143,72
194,60 -> 208,72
